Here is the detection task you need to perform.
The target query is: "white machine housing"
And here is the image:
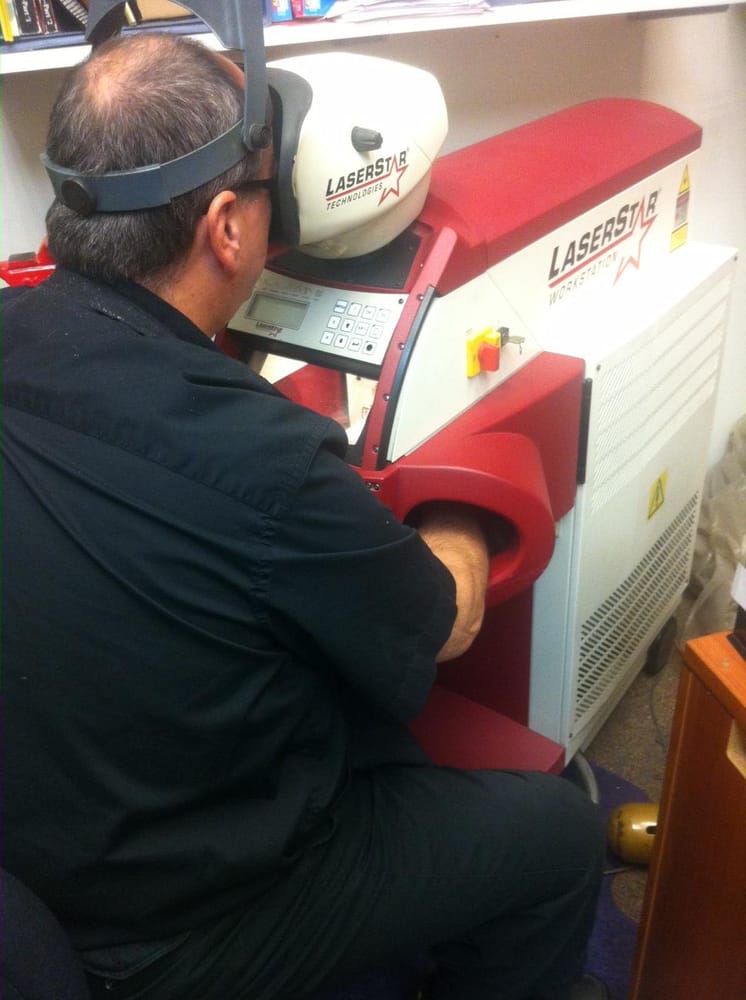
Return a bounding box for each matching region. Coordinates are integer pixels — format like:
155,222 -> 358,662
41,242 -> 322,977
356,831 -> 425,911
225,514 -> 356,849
530,241 -> 736,757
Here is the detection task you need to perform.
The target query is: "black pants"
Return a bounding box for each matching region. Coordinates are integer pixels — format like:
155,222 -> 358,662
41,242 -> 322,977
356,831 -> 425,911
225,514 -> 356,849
86,767 -> 605,1000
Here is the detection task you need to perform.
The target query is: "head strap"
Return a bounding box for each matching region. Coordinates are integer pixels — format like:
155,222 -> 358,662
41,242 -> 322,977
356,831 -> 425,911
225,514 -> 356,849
42,0 -> 270,215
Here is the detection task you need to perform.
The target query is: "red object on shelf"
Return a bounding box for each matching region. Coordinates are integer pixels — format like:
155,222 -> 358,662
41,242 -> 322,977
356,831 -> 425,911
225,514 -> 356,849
0,242 -> 56,287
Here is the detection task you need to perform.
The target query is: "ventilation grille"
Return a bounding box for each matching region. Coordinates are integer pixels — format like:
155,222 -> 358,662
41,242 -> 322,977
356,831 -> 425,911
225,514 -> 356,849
590,276 -> 730,513
573,494 -> 699,735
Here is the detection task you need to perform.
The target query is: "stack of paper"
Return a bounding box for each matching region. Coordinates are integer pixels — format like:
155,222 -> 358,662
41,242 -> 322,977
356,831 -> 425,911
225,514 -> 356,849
322,0 -> 492,23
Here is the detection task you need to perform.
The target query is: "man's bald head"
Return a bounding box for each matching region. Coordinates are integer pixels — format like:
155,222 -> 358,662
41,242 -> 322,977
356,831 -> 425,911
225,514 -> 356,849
45,33 -> 265,285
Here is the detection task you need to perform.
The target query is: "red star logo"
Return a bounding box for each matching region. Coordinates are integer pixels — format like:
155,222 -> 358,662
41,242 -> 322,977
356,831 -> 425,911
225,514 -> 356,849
378,158 -> 409,205
614,196 -> 657,284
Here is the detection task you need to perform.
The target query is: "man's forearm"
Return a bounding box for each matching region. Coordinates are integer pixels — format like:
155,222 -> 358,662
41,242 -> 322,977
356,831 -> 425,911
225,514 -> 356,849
414,504 -> 491,663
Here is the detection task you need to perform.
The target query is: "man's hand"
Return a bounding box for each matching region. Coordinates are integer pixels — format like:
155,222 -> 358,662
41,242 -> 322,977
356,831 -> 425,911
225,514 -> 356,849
413,504 -> 491,663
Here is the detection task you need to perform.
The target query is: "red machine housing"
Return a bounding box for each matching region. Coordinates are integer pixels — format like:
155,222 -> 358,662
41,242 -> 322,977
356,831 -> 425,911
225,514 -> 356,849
379,354 -> 581,774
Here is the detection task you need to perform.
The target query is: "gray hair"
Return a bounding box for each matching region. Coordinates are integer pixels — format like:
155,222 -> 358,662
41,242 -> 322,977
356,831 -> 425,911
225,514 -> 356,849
45,32 -> 262,286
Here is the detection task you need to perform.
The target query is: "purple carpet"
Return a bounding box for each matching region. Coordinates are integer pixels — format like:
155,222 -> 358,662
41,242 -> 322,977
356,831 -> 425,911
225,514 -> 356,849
583,764 -> 651,1000
312,763 -> 650,1000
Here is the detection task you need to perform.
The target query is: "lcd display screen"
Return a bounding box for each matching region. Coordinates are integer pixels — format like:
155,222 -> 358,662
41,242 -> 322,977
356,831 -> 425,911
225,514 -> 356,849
247,293 -> 308,331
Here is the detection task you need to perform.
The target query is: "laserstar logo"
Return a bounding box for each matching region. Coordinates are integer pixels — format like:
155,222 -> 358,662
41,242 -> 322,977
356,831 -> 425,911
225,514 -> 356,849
325,150 -> 409,212
547,189 -> 659,305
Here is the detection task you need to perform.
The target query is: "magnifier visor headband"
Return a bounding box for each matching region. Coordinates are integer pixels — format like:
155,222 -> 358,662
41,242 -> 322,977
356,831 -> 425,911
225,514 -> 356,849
84,1 -> 271,153
42,0 -> 272,216
42,119 -> 252,216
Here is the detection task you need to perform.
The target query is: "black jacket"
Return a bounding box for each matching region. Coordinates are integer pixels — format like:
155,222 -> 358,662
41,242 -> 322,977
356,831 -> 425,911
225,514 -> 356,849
1,269 -> 455,949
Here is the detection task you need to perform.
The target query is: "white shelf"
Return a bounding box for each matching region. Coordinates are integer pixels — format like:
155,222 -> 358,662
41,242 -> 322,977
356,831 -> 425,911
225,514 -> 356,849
0,1 -> 740,75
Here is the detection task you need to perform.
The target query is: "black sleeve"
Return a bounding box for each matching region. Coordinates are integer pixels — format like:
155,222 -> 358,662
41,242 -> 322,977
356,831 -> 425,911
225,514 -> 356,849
266,431 -> 457,723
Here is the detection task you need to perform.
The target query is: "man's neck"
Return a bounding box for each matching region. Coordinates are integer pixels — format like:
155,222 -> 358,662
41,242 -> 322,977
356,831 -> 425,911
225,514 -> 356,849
140,270 -> 225,340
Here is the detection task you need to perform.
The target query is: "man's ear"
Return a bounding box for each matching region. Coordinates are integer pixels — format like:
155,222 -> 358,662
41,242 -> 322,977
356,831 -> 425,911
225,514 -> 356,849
204,191 -> 243,276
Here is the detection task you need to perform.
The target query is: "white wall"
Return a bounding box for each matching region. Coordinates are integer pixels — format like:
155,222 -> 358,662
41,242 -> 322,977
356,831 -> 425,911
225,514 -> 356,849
2,66 -> 66,259
2,8 -> 743,463
639,7 -> 746,465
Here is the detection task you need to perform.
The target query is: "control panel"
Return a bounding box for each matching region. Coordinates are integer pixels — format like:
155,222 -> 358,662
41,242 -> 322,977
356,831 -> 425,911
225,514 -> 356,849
228,269 -> 408,377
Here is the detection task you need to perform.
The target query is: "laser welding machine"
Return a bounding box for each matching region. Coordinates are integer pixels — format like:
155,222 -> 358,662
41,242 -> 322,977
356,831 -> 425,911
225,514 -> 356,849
221,54 -> 736,770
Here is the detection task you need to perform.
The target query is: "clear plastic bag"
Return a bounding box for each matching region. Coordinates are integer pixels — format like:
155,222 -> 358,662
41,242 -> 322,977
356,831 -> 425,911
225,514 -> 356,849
684,414 -> 746,640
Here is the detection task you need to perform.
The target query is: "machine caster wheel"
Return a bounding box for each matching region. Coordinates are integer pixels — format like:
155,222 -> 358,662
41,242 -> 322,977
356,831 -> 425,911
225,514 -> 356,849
643,616 -> 677,676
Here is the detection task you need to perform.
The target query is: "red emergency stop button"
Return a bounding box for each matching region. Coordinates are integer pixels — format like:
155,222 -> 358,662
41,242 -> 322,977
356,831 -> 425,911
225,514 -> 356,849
478,340 -> 500,372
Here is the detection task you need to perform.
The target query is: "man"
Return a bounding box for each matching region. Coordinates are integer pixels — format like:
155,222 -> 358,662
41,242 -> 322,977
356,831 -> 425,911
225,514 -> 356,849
2,31 -> 607,1000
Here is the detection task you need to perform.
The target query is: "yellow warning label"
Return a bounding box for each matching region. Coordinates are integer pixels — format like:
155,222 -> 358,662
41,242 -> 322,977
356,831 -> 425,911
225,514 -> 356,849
648,470 -> 669,520
670,166 -> 690,252
670,225 -> 688,251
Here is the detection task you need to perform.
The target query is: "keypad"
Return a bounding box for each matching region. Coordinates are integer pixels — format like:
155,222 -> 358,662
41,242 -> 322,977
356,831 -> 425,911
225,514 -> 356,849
321,298 -> 391,362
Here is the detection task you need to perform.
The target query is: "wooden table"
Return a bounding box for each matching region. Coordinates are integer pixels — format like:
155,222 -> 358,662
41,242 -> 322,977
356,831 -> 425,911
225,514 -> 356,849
629,630 -> 746,1000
